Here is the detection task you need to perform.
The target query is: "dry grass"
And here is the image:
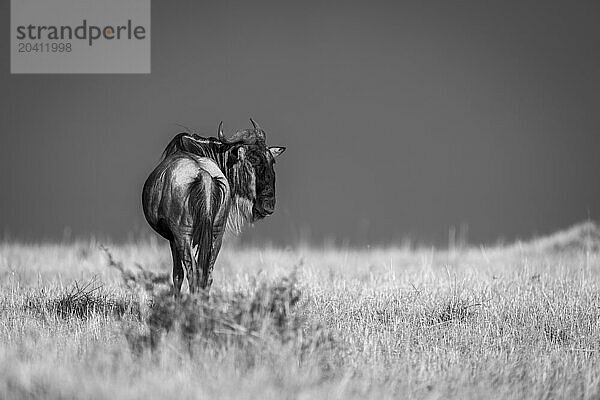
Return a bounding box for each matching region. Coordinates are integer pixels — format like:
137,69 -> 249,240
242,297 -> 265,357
1,223 -> 600,399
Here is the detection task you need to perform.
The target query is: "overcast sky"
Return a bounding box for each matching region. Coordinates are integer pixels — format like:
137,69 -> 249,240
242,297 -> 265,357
2,0 -> 600,246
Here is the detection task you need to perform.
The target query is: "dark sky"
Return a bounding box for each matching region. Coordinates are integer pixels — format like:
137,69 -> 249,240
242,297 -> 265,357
2,0 -> 600,245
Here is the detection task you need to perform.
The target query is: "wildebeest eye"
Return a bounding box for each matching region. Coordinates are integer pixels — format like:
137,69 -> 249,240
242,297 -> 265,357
248,153 -> 261,164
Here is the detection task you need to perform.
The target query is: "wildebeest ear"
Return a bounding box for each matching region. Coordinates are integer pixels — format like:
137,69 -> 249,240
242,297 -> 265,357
269,146 -> 286,158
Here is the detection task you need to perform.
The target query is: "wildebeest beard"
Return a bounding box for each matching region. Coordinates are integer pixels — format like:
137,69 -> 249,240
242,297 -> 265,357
226,151 -> 256,232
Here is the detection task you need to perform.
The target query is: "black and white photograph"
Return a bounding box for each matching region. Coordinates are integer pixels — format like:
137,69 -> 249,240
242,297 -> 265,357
2,0 -> 600,398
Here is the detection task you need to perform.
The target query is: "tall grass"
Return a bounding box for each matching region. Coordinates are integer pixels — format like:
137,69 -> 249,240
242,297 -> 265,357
1,223 -> 600,399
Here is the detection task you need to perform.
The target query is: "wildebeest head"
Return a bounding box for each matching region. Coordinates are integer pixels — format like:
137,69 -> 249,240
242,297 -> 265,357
224,119 -> 286,221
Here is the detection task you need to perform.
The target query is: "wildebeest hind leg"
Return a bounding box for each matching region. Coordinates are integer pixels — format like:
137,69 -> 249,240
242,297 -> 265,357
170,241 -> 184,295
183,242 -> 199,294
202,230 -> 224,293
174,236 -> 198,294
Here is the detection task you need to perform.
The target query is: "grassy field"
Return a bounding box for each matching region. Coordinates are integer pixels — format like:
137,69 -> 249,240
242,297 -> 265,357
1,223 -> 600,399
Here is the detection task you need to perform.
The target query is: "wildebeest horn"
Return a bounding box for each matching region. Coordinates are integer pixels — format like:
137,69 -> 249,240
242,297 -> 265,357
218,121 -> 225,141
250,118 -> 261,131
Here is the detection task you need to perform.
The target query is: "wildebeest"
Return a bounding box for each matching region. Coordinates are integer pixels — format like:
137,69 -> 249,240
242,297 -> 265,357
142,119 -> 286,295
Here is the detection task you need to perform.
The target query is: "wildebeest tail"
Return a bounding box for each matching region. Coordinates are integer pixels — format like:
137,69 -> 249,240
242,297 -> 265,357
188,179 -> 213,289
189,176 -> 226,288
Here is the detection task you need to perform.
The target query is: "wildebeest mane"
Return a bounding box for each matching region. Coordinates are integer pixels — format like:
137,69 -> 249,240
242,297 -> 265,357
161,133 -> 222,159
161,130 -> 265,161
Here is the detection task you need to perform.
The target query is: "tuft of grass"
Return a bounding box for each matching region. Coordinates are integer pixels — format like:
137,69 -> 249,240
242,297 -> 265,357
101,244 -> 171,292
430,298 -> 474,324
23,277 -> 141,320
